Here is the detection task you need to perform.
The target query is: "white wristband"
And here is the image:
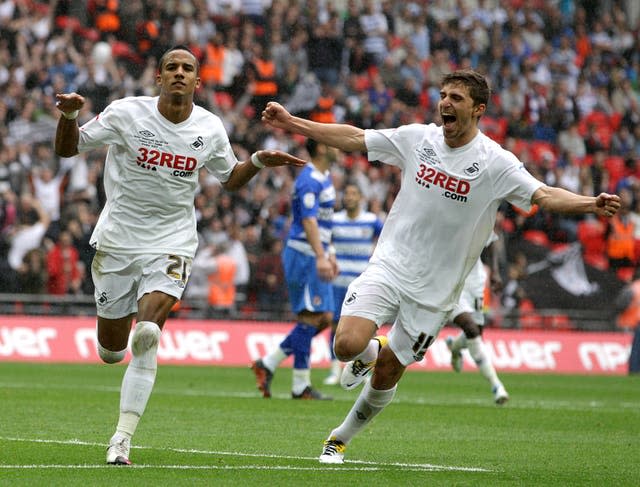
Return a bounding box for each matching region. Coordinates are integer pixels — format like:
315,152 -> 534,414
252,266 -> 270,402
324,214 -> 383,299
61,110 -> 79,120
251,152 -> 265,169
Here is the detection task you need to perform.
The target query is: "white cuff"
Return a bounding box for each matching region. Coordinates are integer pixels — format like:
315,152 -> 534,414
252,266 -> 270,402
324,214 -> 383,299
251,152 -> 265,169
61,110 -> 79,120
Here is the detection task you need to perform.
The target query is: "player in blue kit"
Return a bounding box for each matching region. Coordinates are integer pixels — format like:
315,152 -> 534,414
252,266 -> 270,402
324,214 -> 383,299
251,138 -> 337,399
324,183 -> 383,385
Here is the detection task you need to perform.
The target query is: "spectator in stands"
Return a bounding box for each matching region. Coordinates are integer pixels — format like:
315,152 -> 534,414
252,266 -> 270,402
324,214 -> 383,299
17,247 -> 47,294
611,125 -> 636,158
589,150 -> 611,195
359,0 -> 389,66
46,228 -> 83,295
227,223 -> 250,307
0,0 -> 638,331
307,17 -> 343,87
342,0 -> 364,48
28,148 -> 70,241
7,193 -> 50,272
0,237 -> 18,292
254,236 -> 287,313
558,122 -> 587,160
65,210 -> 95,294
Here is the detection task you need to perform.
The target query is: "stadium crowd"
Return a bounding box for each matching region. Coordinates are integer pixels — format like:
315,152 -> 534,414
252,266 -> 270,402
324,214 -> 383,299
0,0 -> 639,324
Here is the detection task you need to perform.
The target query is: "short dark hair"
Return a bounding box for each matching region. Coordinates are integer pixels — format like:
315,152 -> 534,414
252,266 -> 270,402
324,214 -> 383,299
441,70 -> 491,107
306,138 -> 319,157
158,45 -> 199,74
344,181 -> 362,195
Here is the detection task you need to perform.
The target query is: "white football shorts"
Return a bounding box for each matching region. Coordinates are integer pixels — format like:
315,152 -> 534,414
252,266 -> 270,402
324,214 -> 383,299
450,286 -> 485,325
340,265 -> 451,366
91,251 -> 192,319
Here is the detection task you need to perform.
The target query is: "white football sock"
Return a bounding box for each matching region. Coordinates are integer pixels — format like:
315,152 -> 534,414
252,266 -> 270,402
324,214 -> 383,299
292,368 -> 311,395
116,321 -> 161,438
467,336 -> 501,389
262,346 -> 288,372
330,359 -> 342,376
450,332 -> 467,352
329,381 -> 396,444
352,338 -> 381,363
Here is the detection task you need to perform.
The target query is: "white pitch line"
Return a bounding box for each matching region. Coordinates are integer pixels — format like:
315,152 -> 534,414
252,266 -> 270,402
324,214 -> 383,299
0,379 -> 628,410
0,464 -> 445,472
1,381 -> 637,411
1,436 -> 491,473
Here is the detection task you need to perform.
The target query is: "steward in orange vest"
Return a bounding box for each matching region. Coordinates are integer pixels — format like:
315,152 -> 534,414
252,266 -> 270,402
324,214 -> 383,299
606,214 -> 635,267
200,33 -> 225,87
617,279 -> 640,329
249,44 -> 278,118
92,0 -> 120,33
208,253 -> 237,309
252,58 -> 278,96
310,95 -> 336,123
615,275 -> 640,373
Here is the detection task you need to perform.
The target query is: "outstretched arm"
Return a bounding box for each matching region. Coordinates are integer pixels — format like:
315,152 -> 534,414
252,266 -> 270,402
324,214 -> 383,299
262,102 -> 366,153
222,149 -> 306,191
532,186 -> 621,218
54,93 -> 85,157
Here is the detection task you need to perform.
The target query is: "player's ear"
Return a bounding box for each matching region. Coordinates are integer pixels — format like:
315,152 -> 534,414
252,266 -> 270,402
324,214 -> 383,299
474,103 -> 486,117
156,73 -> 162,86
195,76 -> 201,89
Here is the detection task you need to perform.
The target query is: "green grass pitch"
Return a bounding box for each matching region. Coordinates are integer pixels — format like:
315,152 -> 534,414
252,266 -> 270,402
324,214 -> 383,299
1,362 -> 639,486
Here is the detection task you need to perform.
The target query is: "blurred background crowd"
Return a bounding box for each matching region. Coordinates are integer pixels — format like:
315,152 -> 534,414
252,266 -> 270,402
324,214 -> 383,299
1,0 -> 639,327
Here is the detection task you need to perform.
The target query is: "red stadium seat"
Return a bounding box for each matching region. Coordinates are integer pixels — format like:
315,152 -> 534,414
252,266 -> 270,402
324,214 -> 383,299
480,116 -> 508,144
529,140 -> 558,166
518,299 -> 543,329
577,219 -> 608,270
604,156 -> 627,192
523,229 -> 551,247
584,110 -> 610,129
544,314 -> 574,330
609,112 -> 623,130
617,267 -> 635,282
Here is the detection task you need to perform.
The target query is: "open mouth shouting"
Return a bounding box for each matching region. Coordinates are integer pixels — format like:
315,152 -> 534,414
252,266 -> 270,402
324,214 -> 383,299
441,113 -> 457,130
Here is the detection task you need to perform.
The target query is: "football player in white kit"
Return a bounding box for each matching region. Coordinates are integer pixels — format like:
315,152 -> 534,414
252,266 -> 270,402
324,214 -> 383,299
261,69 -> 621,464
54,45 -> 304,465
446,237 -> 509,404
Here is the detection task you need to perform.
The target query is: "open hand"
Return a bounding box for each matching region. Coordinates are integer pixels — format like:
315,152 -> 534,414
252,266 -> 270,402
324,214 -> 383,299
255,149 -> 306,168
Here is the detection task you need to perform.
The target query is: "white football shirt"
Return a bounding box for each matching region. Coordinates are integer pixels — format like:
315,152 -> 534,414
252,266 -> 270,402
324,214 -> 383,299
364,123 -> 543,310
463,232 -> 499,298
78,96 -> 238,258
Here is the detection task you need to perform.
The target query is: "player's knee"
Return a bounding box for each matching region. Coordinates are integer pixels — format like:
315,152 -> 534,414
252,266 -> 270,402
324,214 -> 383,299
131,321 -> 161,357
462,322 -> 481,339
333,333 -> 367,361
97,342 -> 126,364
